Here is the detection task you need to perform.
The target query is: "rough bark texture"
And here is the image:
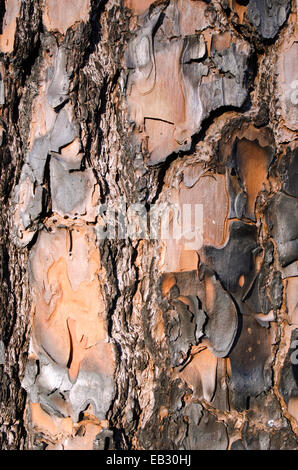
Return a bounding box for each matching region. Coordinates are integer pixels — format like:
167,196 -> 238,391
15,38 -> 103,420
0,0 -> 297,450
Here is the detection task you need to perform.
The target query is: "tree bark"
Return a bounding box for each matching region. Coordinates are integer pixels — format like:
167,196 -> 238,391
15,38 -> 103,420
0,0 -> 297,450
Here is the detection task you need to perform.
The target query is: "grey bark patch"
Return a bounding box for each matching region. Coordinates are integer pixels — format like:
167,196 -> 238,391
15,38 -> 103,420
204,221 -> 258,296
172,270 -> 204,298
21,359 -> 40,403
211,36 -> 250,84
199,265 -> 238,358
184,402 -> 203,426
50,109 -> 77,153
184,408 -> 228,450
165,300 -> 197,367
124,5 -> 165,71
181,35 -> 206,64
181,61 -> 209,93
21,185 -> 44,230
50,156 -> 94,217
13,163 -> 44,241
243,241 -> 273,315
200,77 -> 247,116
25,351 -> 112,423
231,439 -> 246,450
0,73 -> 4,105
270,271 -> 283,310
247,0 -> 291,39
162,275 -> 207,367
69,369 -> 115,422
229,314 -> 272,411
0,340 -> 5,365
242,426 -> 271,450
278,147 -> 298,198
27,135 -> 50,184
182,165 -> 205,188
269,427 -> 298,450
23,357 -> 76,419
47,47 -> 70,109
267,192 -> 298,267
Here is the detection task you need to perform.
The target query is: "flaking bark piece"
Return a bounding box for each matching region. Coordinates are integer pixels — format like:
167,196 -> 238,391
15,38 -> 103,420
49,108 -> 77,153
165,297 -> 206,367
199,264 -> 238,358
229,314 -> 272,411
278,147 -> 298,199
279,329 -> 298,406
183,406 -> 228,450
161,273 -> 206,367
243,241 -> 273,315
267,192 -> 298,267
247,0 -> 291,40
50,155 -> 96,218
203,221 -> 258,297
47,47 -> 70,110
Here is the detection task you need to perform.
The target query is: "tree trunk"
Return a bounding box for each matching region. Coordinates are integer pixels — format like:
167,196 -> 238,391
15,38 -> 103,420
0,0 -> 297,450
